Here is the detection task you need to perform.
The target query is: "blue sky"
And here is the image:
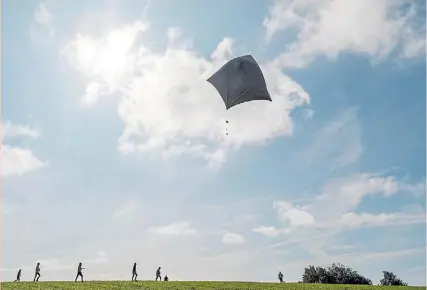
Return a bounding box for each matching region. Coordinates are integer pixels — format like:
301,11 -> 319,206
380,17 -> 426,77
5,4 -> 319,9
1,0 -> 426,285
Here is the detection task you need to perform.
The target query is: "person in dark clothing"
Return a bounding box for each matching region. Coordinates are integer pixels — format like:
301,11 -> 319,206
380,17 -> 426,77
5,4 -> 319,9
164,275 -> 169,281
155,267 -> 161,281
14,269 -> 22,282
75,262 -> 84,282
278,271 -> 283,283
33,263 -> 41,282
132,262 -> 138,281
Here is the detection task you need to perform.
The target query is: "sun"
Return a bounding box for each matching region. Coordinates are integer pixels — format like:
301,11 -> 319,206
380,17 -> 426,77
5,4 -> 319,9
97,30 -> 130,77
74,29 -> 135,82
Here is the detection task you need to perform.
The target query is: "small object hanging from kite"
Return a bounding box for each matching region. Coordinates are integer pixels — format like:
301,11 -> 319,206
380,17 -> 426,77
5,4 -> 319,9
207,54 -> 272,136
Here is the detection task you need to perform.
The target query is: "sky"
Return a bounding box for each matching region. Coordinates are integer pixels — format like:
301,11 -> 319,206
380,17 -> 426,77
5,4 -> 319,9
1,0 -> 426,285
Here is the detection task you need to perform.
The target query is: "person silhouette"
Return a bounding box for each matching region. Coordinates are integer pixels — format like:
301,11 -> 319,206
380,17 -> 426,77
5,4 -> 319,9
132,262 -> 138,281
164,275 -> 169,281
155,267 -> 161,281
75,262 -> 85,282
33,263 -> 41,282
14,269 -> 22,282
278,271 -> 283,283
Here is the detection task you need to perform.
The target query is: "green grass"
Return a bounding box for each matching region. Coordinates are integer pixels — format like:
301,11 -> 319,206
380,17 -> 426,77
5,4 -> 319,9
1,281 -> 425,290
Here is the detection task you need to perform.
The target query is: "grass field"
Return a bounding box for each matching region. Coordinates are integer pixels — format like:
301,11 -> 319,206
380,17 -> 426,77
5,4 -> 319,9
1,281 -> 425,290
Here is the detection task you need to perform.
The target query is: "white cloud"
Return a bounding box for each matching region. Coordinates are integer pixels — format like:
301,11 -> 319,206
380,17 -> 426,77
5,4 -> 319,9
264,0 -> 426,68
311,173 -> 406,221
62,22 -> 311,168
1,121 -> 47,178
254,173 -> 425,237
1,121 -> 40,139
340,212 -> 426,228
1,146 -> 46,177
273,201 -> 315,228
252,226 -> 281,237
222,233 -> 246,245
32,1 -> 56,37
149,221 -> 197,236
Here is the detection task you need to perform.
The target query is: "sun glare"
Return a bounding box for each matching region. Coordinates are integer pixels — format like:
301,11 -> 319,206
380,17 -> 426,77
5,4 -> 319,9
98,31 -> 130,76
75,29 -> 136,82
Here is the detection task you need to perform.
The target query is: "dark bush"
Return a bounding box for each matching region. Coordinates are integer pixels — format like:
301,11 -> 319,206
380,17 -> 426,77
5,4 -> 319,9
302,263 -> 372,285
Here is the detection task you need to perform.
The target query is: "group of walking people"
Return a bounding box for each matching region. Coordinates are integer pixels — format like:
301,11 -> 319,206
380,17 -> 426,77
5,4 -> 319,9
14,262 -> 281,283
13,262 -> 169,282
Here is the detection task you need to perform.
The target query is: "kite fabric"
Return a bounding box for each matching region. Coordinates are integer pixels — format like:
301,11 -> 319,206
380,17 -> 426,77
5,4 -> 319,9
207,54 -> 272,110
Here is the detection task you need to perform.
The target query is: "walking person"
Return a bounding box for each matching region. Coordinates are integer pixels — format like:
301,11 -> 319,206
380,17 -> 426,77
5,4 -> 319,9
75,262 -> 85,282
14,269 -> 22,282
155,267 -> 162,281
132,262 -> 138,281
278,271 -> 283,283
33,262 -> 41,282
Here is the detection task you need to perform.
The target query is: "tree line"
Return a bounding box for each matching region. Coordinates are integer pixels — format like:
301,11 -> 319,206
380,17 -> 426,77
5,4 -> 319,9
300,263 -> 408,286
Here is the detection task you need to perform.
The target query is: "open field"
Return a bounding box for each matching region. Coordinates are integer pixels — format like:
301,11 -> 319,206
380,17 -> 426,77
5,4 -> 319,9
1,281 -> 425,290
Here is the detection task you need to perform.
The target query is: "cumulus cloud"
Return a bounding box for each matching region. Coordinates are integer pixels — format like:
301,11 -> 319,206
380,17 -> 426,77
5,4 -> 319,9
1,146 -> 46,177
254,173 -> 426,236
1,121 -> 40,139
252,226 -> 281,237
264,0 -> 426,68
62,22 -> 311,168
149,221 -> 197,236
273,201 -> 315,228
222,233 -> 246,245
1,121 -> 47,177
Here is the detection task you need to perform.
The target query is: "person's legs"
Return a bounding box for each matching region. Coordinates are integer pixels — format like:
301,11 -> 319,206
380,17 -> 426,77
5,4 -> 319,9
36,273 -> 40,281
80,272 -> 84,282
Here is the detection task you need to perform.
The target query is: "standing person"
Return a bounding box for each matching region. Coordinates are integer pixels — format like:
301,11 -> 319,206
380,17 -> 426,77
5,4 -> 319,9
33,262 -> 41,282
75,262 -> 85,282
278,271 -> 283,283
14,269 -> 22,282
132,262 -> 138,281
155,267 -> 161,281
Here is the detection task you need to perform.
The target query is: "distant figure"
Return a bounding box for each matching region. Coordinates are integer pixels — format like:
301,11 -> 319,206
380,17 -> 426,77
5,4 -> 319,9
14,269 -> 22,282
278,271 -> 283,283
33,262 -> 41,282
164,275 -> 169,281
75,262 -> 85,282
155,267 -> 161,281
132,262 -> 138,281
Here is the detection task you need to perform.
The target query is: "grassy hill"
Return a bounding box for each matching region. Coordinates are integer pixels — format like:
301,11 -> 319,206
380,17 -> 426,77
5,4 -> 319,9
1,281 -> 425,290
